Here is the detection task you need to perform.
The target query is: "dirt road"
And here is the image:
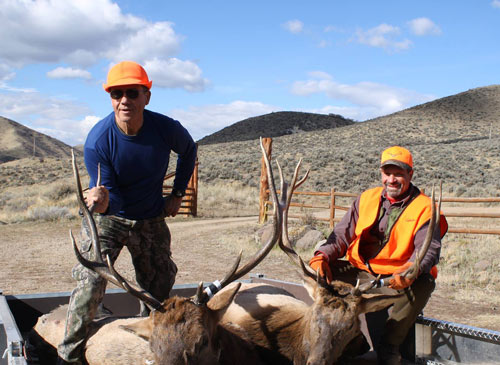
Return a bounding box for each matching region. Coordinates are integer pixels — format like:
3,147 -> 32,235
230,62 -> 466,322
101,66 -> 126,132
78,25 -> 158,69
0,216 -> 295,295
0,217 -> 498,331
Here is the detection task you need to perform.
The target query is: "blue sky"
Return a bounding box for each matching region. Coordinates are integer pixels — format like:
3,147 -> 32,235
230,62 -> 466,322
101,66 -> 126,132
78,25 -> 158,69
0,0 -> 499,146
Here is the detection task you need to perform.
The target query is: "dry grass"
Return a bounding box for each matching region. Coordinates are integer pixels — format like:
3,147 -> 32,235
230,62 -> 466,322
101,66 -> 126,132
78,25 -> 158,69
0,168 -> 499,330
0,173 -> 83,223
437,219 -> 500,308
197,180 -> 259,217
1,85 -> 500,331
196,85 -> 500,198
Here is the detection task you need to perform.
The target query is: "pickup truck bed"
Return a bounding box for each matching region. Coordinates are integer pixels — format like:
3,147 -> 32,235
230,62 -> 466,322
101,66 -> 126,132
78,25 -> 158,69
2,275 -> 500,364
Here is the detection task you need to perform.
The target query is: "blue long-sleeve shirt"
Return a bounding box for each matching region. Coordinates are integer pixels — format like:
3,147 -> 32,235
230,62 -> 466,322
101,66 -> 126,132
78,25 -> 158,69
83,110 -> 197,219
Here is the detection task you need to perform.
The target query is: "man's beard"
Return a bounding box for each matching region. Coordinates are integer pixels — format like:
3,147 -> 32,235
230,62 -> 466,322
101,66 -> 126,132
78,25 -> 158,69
385,184 -> 403,199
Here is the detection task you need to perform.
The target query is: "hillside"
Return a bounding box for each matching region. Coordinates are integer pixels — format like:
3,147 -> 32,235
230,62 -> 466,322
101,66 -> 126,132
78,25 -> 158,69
1,85 -> 499,198
197,85 -> 500,197
197,111 -> 355,145
0,116 -> 75,163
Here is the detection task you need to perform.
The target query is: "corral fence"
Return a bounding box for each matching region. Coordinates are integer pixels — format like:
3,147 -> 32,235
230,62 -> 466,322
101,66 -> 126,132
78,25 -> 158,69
162,155 -> 199,217
258,138 -> 500,235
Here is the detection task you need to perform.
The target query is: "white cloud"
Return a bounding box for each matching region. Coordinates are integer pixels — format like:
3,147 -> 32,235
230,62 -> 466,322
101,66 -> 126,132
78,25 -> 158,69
317,40 -> 331,48
145,58 -> 209,92
0,89 -> 96,145
355,24 -> 412,51
324,25 -> 343,33
106,21 -> 182,64
0,0 -> 130,66
0,0 -> 207,91
492,0 -> 500,8
168,101 -> 279,140
408,18 -> 442,36
307,71 -> 333,80
283,20 -> 304,34
47,67 -> 92,80
0,63 -> 15,84
63,50 -> 101,68
34,115 -> 101,146
291,72 -> 434,116
306,105 -> 370,122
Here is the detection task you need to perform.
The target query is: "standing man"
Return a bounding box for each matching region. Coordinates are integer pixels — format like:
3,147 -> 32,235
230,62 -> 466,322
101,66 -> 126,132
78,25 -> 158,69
58,61 -> 197,364
309,146 -> 447,365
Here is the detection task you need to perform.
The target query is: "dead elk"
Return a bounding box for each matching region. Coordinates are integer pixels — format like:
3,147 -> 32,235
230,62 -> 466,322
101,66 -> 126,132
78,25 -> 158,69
221,143 -> 442,364
32,148 -> 286,365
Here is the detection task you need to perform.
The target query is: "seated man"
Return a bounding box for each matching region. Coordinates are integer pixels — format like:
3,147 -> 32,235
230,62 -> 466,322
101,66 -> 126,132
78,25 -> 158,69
309,146 -> 447,365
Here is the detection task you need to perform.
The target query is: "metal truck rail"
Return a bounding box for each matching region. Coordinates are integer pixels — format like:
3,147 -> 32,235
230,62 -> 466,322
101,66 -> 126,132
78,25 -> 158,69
1,275 -> 499,364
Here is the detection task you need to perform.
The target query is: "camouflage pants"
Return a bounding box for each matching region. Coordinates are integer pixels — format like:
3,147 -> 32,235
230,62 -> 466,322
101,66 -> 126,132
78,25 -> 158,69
330,260 -> 435,349
57,214 -> 177,363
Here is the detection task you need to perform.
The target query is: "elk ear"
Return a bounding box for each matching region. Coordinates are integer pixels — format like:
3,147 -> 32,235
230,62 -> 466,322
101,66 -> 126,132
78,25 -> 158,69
207,282 -> 242,313
119,317 -> 153,341
357,293 -> 403,314
302,275 -> 319,301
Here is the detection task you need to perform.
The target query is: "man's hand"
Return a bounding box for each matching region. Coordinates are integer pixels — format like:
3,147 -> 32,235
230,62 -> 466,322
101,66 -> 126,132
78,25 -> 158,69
163,195 -> 183,217
388,262 -> 415,290
85,186 -> 109,214
308,254 -> 333,283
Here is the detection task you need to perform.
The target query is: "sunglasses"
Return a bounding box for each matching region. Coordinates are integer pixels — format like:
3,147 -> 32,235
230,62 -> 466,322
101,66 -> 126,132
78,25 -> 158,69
109,88 -> 141,100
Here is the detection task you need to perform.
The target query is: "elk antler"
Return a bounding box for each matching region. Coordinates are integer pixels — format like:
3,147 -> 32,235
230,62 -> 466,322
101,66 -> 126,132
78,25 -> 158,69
352,182 -> 442,296
192,137 -> 284,305
70,150 -> 165,312
258,140 -> 327,284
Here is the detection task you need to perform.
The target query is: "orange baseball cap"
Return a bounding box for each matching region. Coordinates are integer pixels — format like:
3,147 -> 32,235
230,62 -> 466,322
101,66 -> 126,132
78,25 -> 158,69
103,61 -> 153,92
380,146 -> 413,170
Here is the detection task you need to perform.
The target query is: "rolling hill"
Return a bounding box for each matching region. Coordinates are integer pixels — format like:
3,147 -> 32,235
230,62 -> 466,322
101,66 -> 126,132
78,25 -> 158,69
197,85 -> 500,197
197,111 -> 355,145
0,117 -> 75,163
1,85 -> 499,197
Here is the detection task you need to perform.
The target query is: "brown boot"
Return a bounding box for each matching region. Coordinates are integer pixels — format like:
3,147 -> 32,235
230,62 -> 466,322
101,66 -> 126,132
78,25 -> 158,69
377,342 -> 401,365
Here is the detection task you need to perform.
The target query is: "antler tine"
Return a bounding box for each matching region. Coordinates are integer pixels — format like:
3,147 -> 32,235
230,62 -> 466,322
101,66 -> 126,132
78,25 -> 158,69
288,158 -> 310,203
352,274 -> 383,296
105,255 -> 164,311
194,252 -> 243,304
88,163 -> 101,215
71,150 -> 103,264
216,140 -> 282,282
70,228 -> 164,311
281,159 -> 310,252
276,159 -> 288,211
274,156 -> 317,280
194,139 -> 283,305
402,181 -> 441,281
70,230 -> 117,284
218,250 -> 243,283
261,138 -> 281,218
71,151 -> 163,312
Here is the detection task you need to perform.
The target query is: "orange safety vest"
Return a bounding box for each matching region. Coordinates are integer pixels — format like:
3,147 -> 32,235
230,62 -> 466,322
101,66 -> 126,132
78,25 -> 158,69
346,187 -> 448,277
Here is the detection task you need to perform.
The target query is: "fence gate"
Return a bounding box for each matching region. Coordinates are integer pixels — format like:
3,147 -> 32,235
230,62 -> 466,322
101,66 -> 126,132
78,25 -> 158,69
163,157 -> 199,217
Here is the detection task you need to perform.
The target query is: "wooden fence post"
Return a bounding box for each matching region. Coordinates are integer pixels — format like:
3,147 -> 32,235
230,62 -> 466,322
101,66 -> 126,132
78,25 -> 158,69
329,187 -> 335,229
259,137 -> 272,224
188,159 -> 199,217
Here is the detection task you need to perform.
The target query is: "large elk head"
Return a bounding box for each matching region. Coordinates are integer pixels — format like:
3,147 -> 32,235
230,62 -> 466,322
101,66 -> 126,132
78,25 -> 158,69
69,147 -> 282,365
261,146 -> 441,364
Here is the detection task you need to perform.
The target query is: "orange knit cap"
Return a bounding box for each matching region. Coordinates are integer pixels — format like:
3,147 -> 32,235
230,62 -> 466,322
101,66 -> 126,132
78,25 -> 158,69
103,61 -> 152,92
380,146 -> 413,170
